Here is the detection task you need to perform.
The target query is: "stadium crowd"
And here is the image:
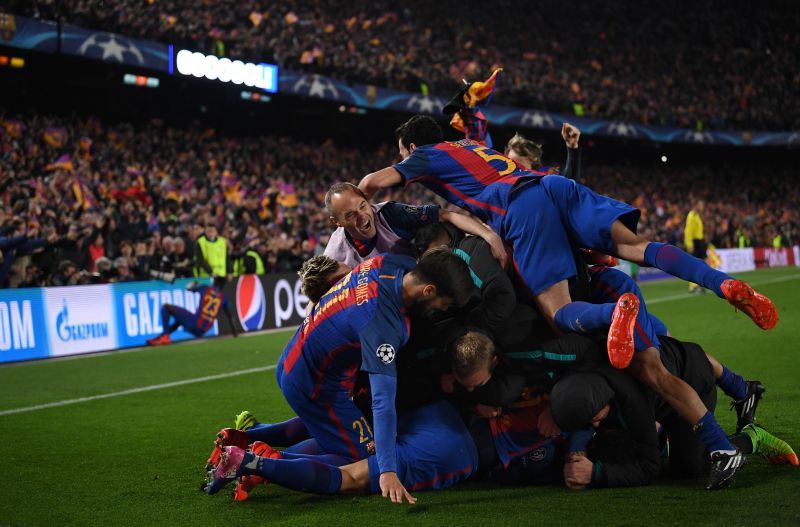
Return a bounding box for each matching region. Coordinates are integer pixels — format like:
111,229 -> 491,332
2,112 -> 798,289
13,0 -> 800,131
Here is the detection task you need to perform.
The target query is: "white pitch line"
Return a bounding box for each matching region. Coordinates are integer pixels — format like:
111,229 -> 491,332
3,272 -> 798,417
0,365 -> 276,417
647,272 -> 800,305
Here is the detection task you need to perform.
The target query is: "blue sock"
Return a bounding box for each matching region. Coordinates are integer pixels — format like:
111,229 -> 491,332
717,366 -> 747,400
694,411 -> 735,453
244,456 -> 343,494
283,438 -> 325,456
643,242 -> 732,298
246,417 -> 310,447
554,301 -> 615,334
281,451 -> 351,466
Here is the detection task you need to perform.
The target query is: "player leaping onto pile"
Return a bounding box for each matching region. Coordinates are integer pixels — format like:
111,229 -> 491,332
359,115 -> 778,362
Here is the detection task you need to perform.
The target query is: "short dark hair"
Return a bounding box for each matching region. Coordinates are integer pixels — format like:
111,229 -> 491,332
58,260 -> 76,274
395,115 -> 444,150
411,246 -> 474,307
324,182 -> 368,214
412,223 -> 451,256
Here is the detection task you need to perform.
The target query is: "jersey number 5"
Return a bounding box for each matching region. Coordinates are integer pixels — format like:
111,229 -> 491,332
472,145 -> 517,176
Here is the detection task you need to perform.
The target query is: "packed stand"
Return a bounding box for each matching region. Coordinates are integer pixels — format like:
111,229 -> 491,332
12,0 -> 800,131
0,112 -> 430,288
581,165 -> 800,251
1,112 -> 798,288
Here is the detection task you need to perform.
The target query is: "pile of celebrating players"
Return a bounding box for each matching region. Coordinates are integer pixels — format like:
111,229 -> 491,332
202,83 -> 796,502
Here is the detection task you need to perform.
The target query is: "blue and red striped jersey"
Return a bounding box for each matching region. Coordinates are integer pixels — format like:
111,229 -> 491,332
278,254 -> 414,395
194,285 -> 227,333
393,140 -> 546,234
490,403 -> 555,467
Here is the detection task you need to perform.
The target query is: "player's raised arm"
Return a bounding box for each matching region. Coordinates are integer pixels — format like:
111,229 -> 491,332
358,167 -> 404,200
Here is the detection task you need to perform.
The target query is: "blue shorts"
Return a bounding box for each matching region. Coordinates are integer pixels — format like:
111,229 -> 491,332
165,305 -> 205,337
541,175 -> 640,252
649,314 -> 669,337
588,266 -> 662,352
279,373 -> 374,463
368,400 -> 478,493
504,176 -> 639,296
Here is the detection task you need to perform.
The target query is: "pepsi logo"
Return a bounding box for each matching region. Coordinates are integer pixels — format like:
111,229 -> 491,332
236,275 -> 266,331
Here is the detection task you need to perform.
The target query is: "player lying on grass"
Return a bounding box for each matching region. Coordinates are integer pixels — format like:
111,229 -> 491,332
146,276 -> 236,345
358,114 -> 778,369
271,248 -> 474,503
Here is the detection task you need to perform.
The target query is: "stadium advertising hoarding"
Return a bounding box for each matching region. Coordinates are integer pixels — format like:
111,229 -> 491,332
0,249 -> 793,364
0,273 -> 306,363
0,278 -> 213,364
217,273 -> 308,336
753,247 -> 797,269
0,14 -> 58,53
278,71 -> 800,148
609,246 -> 797,281
61,24 -> 171,72
0,287 -> 49,363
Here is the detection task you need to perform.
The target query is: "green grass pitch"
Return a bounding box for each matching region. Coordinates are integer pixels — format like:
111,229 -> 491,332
1,267 -> 799,526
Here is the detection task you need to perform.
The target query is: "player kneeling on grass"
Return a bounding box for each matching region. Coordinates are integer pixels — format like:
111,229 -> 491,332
205,400 -> 477,503
275,249 -> 473,503
147,276 -> 236,346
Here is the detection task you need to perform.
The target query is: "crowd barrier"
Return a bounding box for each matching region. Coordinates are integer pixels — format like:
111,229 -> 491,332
619,246 -> 800,281
0,273 -> 309,364
2,248 -> 796,364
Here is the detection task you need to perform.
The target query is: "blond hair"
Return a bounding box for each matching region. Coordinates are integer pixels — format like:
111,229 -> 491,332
505,133 -> 543,169
298,255 -> 343,303
449,331 -> 496,378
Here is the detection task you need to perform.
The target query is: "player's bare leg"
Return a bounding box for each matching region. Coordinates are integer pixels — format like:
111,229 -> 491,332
628,347 -> 707,423
338,460 -> 372,493
532,280 -> 573,334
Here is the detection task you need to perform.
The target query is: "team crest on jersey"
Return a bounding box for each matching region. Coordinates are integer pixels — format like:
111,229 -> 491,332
529,448 -> 547,461
376,343 -> 396,364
